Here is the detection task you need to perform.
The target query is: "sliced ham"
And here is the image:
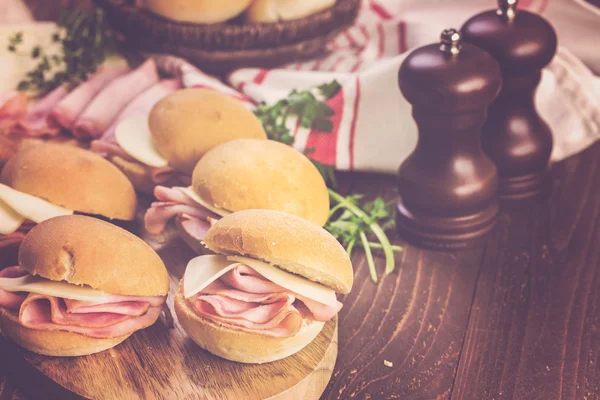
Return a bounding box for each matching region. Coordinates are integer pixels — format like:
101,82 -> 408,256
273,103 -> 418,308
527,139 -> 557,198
49,63 -> 131,129
72,59 -> 159,139
189,264 -> 342,338
0,220 -> 36,249
12,85 -> 69,137
98,78 -> 181,144
19,300 -> 163,338
0,91 -> 28,133
144,186 -> 219,235
20,294 -> 137,328
0,266 -> 28,310
0,269 -> 166,339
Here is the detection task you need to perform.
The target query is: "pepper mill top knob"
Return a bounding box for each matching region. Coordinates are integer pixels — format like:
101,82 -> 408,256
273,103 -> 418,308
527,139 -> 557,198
398,28 -> 502,113
439,28 -> 462,55
461,0 -> 557,76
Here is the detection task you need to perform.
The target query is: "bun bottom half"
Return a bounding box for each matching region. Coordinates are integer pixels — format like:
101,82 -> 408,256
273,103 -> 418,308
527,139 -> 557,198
0,310 -> 130,357
174,283 -> 325,364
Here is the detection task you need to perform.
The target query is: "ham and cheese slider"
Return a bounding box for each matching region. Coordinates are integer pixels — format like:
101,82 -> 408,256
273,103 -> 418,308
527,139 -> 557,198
0,215 -> 169,356
175,209 -> 353,364
98,88 -> 267,194
144,139 -> 330,253
0,143 -> 136,252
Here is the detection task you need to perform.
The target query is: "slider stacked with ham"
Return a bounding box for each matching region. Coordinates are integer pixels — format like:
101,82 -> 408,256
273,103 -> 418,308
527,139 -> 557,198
176,209 -> 353,364
144,139 -> 330,253
0,143 -> 136,254
0,215 -> 169,356
93,88 -> 267,194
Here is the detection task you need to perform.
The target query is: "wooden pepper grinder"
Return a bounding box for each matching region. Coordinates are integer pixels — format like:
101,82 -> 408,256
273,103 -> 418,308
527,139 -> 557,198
461,0 -> 557,202
396,29 -> 502,250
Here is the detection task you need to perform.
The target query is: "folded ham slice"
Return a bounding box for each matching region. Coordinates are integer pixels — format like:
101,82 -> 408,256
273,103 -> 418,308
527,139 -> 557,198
89,79 -> 189,189
0,220 -> 36,250
72,59 -> 159,139
189,264 -> 342,338
145,186 -> 218,240
49,63 -> 131,130
0,267 -> 166,339
12,85 -> 69,137
0,266 -> 29,310
0,91 -> 27,132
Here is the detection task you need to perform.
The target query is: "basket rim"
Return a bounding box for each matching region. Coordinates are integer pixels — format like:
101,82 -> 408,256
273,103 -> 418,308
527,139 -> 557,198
97,0 -> 360,49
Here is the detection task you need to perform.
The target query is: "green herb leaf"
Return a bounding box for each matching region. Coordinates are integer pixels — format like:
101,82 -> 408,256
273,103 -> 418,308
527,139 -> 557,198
10,8 -> 115,95
326,190 -> 399,283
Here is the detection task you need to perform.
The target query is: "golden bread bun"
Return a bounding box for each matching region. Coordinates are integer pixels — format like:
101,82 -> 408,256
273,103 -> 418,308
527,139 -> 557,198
246,0 -> 337,23
0,309 -> 130,357
192,139 -> 330,226
19,215 -> 169,297
146,0 -> 253,24
174,282 -> 324,363
0,143 -> 137,221
149,88 -> 267,174
204,209 -> 353,294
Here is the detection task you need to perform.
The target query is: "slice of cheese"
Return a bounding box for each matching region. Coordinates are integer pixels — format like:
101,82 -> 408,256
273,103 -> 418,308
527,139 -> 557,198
0,184 -> 72,227
115,114 -> 169,168
183,255 -> 238,298
183,254 -> 338,307
0,275 -> 113,302
174,186 -> 231,217
0,198 -> 26,235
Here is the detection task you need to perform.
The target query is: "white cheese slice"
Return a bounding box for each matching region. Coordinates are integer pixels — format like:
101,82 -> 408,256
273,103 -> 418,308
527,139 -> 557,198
183,254 -> 338,307
114,114 -> 169,168
0,198 -> 26,235
0,275 -> 113,302
174,186 -> 231,217
183,255 -> 238,298
0,184 -> 73,226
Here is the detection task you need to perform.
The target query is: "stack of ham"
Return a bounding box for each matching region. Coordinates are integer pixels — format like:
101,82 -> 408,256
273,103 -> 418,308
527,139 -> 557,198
191,264 -> 341,337
0,220 -> 35,249
145,186 -> 219,242
0,266 -> 165,338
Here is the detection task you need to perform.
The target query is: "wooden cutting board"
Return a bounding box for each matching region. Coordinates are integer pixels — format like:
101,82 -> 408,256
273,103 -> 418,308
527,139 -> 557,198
0,232 -> 339,400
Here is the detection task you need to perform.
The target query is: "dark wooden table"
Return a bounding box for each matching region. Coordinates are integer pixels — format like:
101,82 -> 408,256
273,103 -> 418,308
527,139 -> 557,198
2,1 -> 600,399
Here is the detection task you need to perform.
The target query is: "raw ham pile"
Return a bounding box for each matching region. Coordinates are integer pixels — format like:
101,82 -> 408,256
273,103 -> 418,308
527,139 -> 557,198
145,186 -> 219,240
189,264 -> 342,337
0,266 -> 166,338
0,220 -> 35,249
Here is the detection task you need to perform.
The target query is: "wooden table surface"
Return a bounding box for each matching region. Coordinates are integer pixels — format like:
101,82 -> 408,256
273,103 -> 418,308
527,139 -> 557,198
2,1 -> 600,399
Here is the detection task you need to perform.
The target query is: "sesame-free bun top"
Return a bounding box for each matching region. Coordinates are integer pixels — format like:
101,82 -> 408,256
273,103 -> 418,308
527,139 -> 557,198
204,209 -> 353,294
246,0 -> 337,23
0,143 -> 137,221
18,215 -> 169,297
149,88 -> 267,174
192,139 -> 330,226
145,0 -> 252,24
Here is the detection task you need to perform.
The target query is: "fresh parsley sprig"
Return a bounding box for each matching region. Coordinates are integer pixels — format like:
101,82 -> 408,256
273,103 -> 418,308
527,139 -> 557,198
325,192 -> 400,283
7,8 -> 115,95
256,80 -> 401,283
254,81 -> 341,187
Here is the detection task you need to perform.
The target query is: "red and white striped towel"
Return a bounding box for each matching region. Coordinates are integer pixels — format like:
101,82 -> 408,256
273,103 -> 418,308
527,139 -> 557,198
2,0 -> 599,174
176,0 -> 600,173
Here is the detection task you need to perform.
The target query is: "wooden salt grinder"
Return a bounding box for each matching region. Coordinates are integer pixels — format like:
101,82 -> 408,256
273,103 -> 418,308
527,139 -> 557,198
461,0 -> 557,203
395,29 -> 502,250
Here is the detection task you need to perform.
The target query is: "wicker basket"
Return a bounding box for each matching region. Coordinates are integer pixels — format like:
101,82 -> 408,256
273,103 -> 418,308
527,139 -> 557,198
97,0 -> 360,74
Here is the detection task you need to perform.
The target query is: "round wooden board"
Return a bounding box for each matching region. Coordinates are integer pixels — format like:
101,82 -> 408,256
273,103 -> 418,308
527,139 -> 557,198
0,235 -> 338,400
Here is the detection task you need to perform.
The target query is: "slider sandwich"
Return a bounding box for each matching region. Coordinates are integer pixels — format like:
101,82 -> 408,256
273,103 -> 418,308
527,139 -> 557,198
0,143 -> 137,252
0,215 -> 169,356
144,138 -> 330,253
95,88 -> 267,194
175,209 -> 353,363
